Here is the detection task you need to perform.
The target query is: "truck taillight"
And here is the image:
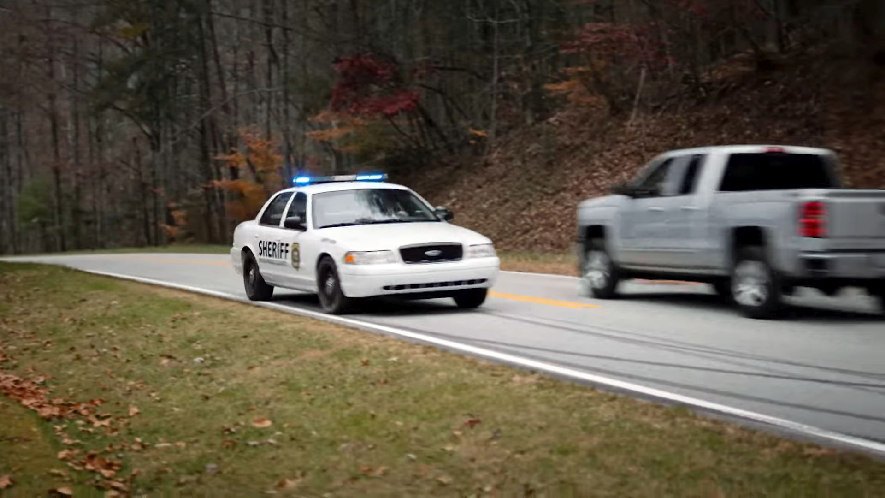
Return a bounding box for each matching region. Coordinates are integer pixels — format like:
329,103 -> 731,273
800,201 -> 826,238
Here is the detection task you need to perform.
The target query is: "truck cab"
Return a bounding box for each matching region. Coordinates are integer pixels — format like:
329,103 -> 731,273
577,145 -> 885,318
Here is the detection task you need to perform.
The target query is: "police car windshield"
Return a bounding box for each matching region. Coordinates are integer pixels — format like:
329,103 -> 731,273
313,188 -> 439,229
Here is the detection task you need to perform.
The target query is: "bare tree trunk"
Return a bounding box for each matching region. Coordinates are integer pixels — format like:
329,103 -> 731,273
46,5 -> 67,252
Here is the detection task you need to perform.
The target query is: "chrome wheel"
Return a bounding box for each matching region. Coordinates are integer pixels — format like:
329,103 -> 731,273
584,250 -> 611,290
732,260 -> 769,307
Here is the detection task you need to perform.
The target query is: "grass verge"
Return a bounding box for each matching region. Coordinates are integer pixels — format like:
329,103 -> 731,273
0,263 -> 883,496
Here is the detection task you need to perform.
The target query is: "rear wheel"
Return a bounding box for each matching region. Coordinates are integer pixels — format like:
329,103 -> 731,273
453,288 -> 488,309
317,257 -> 354,314
582,240 -> 620,299
731,247 -> 783,319
243,253 -> 274,302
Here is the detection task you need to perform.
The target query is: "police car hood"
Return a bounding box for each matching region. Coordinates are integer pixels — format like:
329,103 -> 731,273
318,222 -> 491,249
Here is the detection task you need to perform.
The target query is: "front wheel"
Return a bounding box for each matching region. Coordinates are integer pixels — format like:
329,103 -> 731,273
453,289 -> 488,309
317,258 -> 354,314
582,240 -> 620,299
731,247 -> 783,319
243,254 -> 274,302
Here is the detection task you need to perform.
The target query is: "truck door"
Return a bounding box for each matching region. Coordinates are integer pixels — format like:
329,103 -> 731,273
653,154 -> 709,268
619,157 -> 680,266
253,191 -> 294,285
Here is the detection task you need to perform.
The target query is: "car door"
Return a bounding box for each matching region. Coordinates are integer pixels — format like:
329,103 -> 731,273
652,154 -> 709,268
273,191 -> 317,290
254,191 -> 295,285
618,157 -> 680,266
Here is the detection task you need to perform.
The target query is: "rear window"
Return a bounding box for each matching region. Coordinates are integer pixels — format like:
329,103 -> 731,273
719,153 -> 836,192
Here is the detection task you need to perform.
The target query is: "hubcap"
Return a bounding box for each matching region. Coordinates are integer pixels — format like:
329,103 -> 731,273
584,250 -> 611,290
323,273 -> 336,298
248,266 -> 257,287
733,260 -> 769,307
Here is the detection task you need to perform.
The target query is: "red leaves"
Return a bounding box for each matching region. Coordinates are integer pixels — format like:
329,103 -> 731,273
330,53 -> 421,118
0,373 -> 102,421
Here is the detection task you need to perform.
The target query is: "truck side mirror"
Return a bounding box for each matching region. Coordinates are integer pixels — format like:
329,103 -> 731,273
435,206 -> 454,221
284,215 -> 305,231
611,183 -> 635,197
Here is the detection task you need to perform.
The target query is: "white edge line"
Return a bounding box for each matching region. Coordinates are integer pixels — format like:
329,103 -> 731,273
45,267 -> 885,459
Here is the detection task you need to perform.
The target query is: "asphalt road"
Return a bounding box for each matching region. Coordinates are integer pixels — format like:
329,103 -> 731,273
5,253 -> 885,455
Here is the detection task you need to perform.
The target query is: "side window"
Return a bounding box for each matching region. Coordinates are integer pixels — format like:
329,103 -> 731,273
634,158 -> 674,196
677,154 -> 706,195
285,192 -> 307,223
259,192 -> 294,226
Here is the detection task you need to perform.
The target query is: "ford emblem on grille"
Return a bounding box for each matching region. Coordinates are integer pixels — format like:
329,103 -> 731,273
425,249 -> 443,257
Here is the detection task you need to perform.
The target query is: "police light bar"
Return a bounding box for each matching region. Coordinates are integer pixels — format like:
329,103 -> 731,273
292,172 -> 388,186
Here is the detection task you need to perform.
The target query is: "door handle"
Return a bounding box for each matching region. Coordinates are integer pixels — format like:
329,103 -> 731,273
681,206 -> 700,211
647,207 -> 665,212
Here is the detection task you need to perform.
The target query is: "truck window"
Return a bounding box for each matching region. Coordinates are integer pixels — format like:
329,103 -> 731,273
719,154 -> 836,191
259,192 -> 294,226
677,154 -> 705,195
634,158 -> 674,196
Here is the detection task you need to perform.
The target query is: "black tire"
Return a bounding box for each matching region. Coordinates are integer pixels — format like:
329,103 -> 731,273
453,288 -> 488,309
582,239 -> 621,299
243,253 -> 274,302
730,247 -> 783,319
317,257 -> 354,314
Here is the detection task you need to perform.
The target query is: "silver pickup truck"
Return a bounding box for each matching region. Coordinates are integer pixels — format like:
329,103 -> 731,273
576,145 -> 885,318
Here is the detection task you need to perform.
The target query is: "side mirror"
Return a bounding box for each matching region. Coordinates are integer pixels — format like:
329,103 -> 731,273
435,206 -> 454,221
611,183 -> 635,197
283,215 -> 305,230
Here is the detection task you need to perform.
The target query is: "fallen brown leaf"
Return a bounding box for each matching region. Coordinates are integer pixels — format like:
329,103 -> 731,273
57,449 -> 78,461
0,474 -> 12,489
54,486 -> 73,496
128,405 -> 140,417
464,417 -> 482,428
252,417 -> 273,428
276,478 -> 301,490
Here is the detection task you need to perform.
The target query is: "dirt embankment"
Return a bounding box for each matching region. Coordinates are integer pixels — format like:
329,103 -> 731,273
405,56 -> 885,252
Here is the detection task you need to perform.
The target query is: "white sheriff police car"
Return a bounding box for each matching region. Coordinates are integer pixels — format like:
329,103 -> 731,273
230,173 -> 500,313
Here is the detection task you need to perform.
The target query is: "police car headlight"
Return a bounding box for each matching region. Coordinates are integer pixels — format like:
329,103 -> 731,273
466,243 -> 496,259
344,250 -> 397,265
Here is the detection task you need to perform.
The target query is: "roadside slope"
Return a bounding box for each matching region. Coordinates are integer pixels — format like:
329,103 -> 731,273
406,57 -> 885,252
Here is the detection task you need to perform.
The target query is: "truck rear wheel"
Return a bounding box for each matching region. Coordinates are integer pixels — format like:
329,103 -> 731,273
583,240 -> 621,299
731,247 -> 783,319
243,253 -> 274,302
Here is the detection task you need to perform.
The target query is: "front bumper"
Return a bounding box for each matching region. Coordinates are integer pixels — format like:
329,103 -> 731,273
230,247 -> 243,275
339,257 -> 500,298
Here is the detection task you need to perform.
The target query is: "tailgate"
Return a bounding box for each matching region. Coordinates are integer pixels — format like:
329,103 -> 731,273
820,190 -> 885,241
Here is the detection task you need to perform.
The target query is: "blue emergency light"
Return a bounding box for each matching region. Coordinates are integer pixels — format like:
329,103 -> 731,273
292,172 -> 388,186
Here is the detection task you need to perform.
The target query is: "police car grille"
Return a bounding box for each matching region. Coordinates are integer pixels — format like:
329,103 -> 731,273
399,243 -> 463,264
383,279 -> 487,291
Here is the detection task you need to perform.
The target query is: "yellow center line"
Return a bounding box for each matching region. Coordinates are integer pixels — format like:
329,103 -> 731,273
489,291 -> 600,309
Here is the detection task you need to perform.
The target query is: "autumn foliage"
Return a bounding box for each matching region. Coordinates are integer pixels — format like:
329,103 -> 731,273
214,130 -> 284,223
